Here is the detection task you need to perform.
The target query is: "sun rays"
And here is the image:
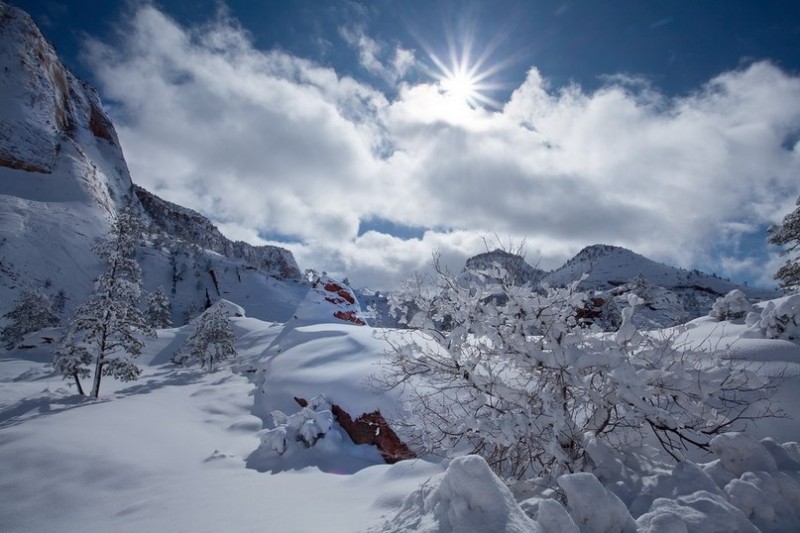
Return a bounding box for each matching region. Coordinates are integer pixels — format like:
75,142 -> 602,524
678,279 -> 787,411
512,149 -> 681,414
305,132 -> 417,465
416,19 -> 512,109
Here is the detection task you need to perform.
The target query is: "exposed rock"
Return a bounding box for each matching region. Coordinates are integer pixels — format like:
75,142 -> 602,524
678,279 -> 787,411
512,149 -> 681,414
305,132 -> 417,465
331,405 -> 415,463
135,185 -> 301,280
0,156 -> 51,173
88,101 -> 114,141
333,310 -> 367,326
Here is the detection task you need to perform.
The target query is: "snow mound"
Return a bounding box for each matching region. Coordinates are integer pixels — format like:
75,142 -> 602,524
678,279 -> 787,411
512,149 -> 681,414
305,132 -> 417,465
746,294 -> 800,340
631,433 -> 800,532
371,455 -> 541,533
558,472 -> 637,532
191,299 -> 245,322
710,433 -> 778,476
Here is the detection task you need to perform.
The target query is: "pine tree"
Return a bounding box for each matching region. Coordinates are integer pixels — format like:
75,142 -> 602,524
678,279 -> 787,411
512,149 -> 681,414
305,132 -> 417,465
769,196 -> 800,292
146,286 -> 173,328
53,207 -> 155,397
180,305 -> 237,371
1,287 -> 60,349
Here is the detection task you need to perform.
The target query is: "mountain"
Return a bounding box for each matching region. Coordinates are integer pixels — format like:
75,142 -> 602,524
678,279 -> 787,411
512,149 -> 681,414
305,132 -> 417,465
0,2 -> 305,324
543,244 -> 774,297
460,244 -> 780,329
462,249 -> 546,286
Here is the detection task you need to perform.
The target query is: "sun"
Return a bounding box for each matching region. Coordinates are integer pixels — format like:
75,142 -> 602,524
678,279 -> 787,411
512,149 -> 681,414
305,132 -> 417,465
427,52 -> 500,109
439,70 -> 480,104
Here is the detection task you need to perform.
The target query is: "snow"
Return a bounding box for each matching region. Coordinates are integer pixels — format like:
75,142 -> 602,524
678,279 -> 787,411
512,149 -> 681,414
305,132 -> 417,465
1,294 -> 800,532
369,455 -> 542,533
0,319 -> 440,532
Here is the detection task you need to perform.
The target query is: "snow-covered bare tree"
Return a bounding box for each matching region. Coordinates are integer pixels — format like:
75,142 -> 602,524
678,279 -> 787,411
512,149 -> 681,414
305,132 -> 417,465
146,286 -> 173,328
383,257 -> 780,482
176,305 -> 236,371
53,207 -> 155,397
1,287 -> 60,349
769,196 -> 800,292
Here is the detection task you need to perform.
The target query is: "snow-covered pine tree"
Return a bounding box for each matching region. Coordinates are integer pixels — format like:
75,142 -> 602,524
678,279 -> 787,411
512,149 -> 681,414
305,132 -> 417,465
1,287 -> 60,349
53,206 -> 155,397
146,286 -> 173,328
384,257 -> 780,482
769,196 -> 800,292
180,305 -> 237,371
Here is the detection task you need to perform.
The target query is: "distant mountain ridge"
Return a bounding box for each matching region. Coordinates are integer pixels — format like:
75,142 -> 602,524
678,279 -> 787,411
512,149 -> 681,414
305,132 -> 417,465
462,244 -> 779,328
134,186 -> 300,280
543,244 -> 774,297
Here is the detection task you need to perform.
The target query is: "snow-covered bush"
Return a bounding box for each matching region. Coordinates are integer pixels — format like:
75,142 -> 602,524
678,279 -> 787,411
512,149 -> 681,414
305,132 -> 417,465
1,287 -> 59,349
146,286 -> 172,328
754,295 -> 800,340
709,289 -> 753,321
384,258 -> 780,482
174,303 -> 237,370
258,395 -> 335,454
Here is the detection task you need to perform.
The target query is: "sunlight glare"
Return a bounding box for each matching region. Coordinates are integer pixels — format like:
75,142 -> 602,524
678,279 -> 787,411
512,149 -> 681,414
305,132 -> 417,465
440,71 -> 479,103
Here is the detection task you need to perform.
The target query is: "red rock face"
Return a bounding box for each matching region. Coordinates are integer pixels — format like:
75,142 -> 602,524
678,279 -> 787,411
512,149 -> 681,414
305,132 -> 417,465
329,405 -> 416,464
293,396 -> 415,464
323,282 -> 356,305
89,102 -> 114,141
333,310 -> 366,326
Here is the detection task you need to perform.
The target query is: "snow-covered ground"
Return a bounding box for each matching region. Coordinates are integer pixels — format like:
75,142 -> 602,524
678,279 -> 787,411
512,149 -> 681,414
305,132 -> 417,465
2,295 -> 800,532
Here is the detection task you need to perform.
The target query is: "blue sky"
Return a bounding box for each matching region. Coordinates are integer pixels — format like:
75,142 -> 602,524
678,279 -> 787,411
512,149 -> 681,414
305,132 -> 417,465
14,0 -> 800,289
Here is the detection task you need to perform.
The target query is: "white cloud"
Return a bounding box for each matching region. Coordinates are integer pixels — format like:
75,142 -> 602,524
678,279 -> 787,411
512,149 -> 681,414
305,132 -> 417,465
84,5 -> 800,289
338,25 -> 415,85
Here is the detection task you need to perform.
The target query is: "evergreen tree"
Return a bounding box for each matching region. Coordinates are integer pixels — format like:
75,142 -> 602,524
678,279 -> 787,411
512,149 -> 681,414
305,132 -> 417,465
54,207 -> 155,397
179,305 -> 237,371
769,196 -> 800,292
1,287 -> 59,349
146,286 -> 173,328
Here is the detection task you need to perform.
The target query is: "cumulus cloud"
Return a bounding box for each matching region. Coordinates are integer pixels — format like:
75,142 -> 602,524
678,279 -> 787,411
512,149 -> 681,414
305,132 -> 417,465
84,4 -> 800,289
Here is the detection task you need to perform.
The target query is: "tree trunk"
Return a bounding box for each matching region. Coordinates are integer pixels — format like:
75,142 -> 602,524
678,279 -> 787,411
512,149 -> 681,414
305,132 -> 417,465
90,324 -> 109,398
73,373 -> 85,396
90,361 -> 103,398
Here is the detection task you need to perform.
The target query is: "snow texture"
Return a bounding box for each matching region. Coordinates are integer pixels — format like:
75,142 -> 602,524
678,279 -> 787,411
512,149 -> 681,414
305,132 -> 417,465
371,455 -> 542,533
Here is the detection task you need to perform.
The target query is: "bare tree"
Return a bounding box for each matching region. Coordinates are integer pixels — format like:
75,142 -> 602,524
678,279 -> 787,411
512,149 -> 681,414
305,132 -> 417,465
382,256 -> 781,481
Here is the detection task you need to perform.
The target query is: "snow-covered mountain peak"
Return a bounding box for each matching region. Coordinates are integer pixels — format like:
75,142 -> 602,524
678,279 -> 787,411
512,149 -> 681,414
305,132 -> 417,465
0,1 -> 132,211
462,249 -> 545,286
454,244 -> 780,329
